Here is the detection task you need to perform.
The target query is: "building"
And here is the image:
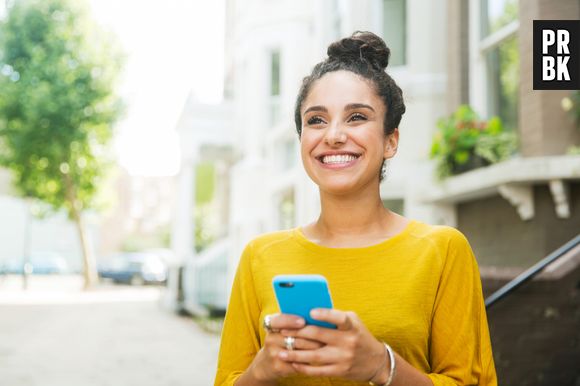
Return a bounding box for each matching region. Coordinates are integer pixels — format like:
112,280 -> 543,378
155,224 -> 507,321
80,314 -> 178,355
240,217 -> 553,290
98,168 -> 177,257
169,94 -> 234,313
427,0 -> 580,272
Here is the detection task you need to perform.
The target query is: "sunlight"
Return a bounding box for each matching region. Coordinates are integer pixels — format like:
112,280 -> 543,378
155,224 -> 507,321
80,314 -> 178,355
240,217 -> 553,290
88,0 -> 225,176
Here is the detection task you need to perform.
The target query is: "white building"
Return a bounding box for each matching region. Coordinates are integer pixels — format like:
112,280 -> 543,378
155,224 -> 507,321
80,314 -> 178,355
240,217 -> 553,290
169,94 -> 234,313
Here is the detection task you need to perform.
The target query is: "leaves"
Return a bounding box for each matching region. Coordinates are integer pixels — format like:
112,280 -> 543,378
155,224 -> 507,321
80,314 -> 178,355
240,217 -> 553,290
475,132 -> 518,164
0,0 -> 123,216
430,105 -> 518,179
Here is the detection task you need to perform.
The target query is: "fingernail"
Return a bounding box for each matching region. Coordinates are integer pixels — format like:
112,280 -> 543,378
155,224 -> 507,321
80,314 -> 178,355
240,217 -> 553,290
295,318 -> 304,326
310,309 -> 321,318
279,351 -> 288,359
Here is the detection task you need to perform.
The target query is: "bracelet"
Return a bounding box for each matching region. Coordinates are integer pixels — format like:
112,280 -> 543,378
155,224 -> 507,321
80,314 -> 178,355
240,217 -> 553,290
368,342 -> 396,386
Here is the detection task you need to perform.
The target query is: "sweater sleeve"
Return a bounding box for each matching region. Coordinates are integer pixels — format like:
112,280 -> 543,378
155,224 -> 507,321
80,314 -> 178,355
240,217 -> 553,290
214,242 -> 262,386
426,229 -> 497,386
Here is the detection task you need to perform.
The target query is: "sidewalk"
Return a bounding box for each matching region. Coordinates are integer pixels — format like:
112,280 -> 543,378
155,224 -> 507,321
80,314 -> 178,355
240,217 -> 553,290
0,275 -> 221,386
0,275 -> 161,304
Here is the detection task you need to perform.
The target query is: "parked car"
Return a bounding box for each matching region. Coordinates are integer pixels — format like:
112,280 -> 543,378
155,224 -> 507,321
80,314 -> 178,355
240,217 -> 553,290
98,252 -> 168,285
0,252 -> 70,275
0,259 -> 21,274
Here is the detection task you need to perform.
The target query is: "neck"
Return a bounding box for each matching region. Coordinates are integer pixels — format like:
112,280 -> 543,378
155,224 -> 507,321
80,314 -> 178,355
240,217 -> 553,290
315,183 -> 389,237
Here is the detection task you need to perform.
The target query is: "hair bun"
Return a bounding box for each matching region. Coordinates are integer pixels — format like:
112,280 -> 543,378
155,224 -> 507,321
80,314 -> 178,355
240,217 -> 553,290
327,31 -> 390,71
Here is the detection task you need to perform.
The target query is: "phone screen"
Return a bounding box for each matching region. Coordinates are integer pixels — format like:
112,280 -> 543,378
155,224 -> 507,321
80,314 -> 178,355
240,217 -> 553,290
272,274 -> 336,328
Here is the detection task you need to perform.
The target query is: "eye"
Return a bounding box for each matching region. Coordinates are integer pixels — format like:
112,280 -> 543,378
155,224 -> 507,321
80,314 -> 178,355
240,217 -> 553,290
307,116 -> 326,125
348,113 -> 367,122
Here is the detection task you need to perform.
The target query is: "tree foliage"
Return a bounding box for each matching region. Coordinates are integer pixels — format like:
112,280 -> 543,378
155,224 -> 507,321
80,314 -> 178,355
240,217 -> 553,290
0,0 -> 123,213
0,0 -> 123,286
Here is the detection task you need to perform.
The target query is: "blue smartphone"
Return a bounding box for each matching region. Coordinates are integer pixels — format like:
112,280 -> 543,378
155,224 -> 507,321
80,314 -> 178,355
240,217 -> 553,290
272,274 -> 336,329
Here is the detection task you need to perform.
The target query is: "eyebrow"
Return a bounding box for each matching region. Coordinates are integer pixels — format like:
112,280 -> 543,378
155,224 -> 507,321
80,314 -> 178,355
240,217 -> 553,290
303,105 -> 328,115
303,103 -> 375,116
345,103 -> 375,112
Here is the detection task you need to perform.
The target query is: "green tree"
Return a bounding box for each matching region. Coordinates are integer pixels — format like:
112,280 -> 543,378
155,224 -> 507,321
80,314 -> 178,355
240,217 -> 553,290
0,0 -> 123,287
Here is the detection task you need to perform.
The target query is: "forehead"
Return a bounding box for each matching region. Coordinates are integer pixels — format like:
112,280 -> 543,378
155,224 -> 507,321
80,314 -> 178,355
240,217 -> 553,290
302,70 -> 383,113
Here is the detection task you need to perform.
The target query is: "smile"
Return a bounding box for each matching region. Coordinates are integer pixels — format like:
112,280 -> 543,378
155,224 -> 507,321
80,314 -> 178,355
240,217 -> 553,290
317,153 -> 361,168
321,154 -> 359,164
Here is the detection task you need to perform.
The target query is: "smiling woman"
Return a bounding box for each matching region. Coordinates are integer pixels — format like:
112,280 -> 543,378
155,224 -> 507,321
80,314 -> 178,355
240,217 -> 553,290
298,72 -> 395,193
215,31 -> 497,386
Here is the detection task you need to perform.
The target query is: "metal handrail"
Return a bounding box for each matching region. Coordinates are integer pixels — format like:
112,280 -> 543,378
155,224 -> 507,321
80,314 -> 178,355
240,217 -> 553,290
485,234 -> 580,309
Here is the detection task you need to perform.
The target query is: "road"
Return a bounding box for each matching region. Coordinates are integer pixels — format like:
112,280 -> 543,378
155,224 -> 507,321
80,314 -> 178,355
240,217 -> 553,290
0,276 -> 221,386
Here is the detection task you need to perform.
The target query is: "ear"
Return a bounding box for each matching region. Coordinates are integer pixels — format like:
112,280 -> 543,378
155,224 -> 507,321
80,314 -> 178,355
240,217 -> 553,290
383,128 -> 399,159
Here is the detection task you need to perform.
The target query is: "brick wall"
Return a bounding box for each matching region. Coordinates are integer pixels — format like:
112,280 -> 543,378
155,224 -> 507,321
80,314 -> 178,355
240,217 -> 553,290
458,183 -> 580,268
483,265 -> 580,386
519,0 -> 580,156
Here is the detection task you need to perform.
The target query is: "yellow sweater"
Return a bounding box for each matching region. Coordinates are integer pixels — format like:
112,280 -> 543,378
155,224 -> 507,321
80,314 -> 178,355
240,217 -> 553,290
214,220 -> 497,386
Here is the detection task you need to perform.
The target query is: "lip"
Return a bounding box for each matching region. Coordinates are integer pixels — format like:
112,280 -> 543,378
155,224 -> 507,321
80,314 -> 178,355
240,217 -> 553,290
315,152 -> 362,170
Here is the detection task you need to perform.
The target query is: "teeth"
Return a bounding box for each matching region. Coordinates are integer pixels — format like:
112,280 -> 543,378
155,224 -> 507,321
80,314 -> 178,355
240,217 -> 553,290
321,154 -> 358,164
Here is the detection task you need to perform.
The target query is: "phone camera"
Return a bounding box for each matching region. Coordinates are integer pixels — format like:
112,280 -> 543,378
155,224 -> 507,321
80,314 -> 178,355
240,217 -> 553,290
279,282 -> 294,288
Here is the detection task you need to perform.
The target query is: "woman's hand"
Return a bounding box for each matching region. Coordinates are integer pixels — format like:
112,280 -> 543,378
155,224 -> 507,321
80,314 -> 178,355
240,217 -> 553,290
277,309 -> 388,383
247,313 -> 325,383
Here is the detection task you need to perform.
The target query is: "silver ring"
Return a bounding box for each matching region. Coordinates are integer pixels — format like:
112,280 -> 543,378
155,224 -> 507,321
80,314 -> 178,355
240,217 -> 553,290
284,336 -> 295,351
263,315 -> 273,333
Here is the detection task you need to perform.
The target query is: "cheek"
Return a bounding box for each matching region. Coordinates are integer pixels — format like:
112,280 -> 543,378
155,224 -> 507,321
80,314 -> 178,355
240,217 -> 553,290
350,129 -> 386,157
300,138 -> 314,168
299,132 -> 318,159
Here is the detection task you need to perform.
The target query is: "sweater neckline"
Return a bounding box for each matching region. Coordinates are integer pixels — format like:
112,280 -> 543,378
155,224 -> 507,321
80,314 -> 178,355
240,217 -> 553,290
292,220 -> 418,255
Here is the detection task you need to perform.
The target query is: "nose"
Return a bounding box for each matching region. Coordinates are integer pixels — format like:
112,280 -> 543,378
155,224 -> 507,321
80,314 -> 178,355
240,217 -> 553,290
324,122 -> 347,146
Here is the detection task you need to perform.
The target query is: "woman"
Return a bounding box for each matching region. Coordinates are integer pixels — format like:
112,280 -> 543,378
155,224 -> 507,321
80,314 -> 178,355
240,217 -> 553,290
215,31 -> 497,386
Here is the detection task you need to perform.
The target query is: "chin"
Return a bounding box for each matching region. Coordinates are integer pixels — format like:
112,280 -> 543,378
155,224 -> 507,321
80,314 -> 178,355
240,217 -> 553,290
316,177 -> 365,195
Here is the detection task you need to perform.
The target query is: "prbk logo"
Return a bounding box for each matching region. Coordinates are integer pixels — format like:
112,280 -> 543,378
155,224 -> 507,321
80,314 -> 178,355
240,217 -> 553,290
533,20 -> 579,90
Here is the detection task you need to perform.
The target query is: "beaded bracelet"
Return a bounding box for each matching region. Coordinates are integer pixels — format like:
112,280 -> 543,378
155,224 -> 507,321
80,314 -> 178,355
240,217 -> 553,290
369,342 -> 396,386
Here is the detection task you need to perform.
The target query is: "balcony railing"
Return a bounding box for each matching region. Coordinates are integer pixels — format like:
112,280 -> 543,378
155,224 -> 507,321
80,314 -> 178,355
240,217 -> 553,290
485,234 -> 580,309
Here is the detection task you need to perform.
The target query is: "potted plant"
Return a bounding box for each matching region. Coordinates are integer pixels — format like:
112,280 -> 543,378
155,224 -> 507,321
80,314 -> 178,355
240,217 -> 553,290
430,105 -> 517,179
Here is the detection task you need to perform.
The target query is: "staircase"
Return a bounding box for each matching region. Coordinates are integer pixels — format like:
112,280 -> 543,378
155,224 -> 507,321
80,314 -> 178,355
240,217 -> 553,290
484,235 -> 580,386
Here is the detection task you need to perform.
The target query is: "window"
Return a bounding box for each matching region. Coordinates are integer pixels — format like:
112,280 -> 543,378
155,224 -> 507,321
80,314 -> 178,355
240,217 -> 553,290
382,0 -> 406,66
0,0 -> 7,19
474,0 -> 519,130
269,50 -> 281,125
270,50 -> 280,96
481,0 -> 517,36
277,138 -> 297,171
278,189 -> 295,230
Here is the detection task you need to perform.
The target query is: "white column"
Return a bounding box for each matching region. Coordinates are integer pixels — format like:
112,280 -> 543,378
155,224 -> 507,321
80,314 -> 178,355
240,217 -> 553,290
164,157 -> 196,311
171,158 -> 195,263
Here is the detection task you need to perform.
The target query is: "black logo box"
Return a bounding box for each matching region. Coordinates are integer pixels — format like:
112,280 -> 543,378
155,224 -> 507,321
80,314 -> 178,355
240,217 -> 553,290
533,20 -> 580,90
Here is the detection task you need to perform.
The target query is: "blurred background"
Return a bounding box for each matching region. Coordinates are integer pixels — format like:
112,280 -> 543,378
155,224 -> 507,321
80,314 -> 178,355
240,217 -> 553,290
0,0 -> 579,385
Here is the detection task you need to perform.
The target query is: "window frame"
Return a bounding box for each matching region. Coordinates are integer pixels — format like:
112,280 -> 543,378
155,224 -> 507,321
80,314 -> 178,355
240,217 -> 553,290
267,48 -> 282,126
375,0 -> 408,68
469,0 -> 519,119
